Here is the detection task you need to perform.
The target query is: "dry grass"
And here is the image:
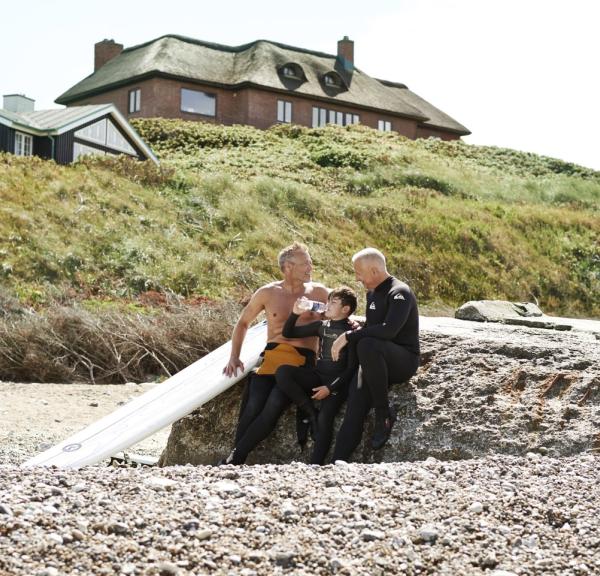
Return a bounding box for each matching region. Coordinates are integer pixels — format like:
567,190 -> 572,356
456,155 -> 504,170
0,301 -> 240,383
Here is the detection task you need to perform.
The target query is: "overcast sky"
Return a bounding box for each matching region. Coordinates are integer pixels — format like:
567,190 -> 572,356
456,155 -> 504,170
2,0 -> 598,170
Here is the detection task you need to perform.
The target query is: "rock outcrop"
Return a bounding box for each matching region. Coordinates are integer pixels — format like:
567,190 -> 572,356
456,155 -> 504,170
456,300 -> 543,322
159,315 -> 600,466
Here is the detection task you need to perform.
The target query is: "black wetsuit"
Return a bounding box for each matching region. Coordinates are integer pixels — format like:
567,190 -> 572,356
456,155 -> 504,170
331,276 -> 420,462
230,315 -> 355,465
233,344 -> 315,451
276,313 -> 358,464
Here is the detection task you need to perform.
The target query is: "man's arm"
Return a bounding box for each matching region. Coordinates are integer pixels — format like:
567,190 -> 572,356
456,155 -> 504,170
346,289 -> 412,343
282,300 -> 322,339
223,288 -> 267,377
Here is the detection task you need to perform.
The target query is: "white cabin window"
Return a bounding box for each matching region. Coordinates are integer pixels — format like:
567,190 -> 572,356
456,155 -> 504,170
73,142 -> 106,160
74,118 -> 136,155
378,120 -> 392,132
15,132 -> 33,156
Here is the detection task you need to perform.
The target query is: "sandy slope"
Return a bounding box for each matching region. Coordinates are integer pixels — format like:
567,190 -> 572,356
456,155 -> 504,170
0,381 -> 170,465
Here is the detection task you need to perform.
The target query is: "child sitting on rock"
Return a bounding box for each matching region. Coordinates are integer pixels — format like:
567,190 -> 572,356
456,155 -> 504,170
276,286 -> 358,464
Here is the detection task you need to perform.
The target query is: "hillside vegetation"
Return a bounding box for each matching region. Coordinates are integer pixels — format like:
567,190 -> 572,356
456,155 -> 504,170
1,119 -> 599,319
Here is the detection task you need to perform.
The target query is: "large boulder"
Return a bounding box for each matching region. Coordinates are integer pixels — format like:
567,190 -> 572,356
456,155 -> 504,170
159,316 -> 600,465
455,299 -> 543,322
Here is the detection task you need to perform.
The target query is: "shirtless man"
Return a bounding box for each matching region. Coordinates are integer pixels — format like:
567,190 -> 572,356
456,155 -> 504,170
222,242 -> 329,464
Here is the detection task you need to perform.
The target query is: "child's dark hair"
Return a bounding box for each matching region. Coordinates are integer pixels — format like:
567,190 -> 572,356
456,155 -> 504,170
328,286 -> 358,316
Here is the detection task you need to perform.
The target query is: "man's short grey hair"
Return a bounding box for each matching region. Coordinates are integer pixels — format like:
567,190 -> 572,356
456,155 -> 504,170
352,248 -> 386,269
278,241 -> 309,270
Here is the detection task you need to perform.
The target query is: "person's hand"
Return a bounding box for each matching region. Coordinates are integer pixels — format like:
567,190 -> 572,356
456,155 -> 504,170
292,297 -> 307,315
331,333 -> 347,361
348,317 -> 361,330
312,386 -> 330,400
223,357 -> 244,377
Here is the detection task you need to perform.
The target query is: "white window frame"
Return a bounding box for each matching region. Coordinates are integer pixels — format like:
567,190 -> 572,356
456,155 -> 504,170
128,88 -> 141,113
15,132 -> 33,156
312,107 -> 360,128
378,120 -> 392,132
277,100 -> 292,123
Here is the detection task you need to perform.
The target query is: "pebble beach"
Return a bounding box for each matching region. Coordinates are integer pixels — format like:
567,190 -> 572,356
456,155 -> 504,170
1,379 -> 599,575
1,455 -> 599,576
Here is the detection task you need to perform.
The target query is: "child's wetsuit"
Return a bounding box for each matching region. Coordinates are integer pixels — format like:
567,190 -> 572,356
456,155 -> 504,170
276,313 -> 358,464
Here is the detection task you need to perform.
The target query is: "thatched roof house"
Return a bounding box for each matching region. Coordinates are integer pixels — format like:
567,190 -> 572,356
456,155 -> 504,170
56,35 -> 469,140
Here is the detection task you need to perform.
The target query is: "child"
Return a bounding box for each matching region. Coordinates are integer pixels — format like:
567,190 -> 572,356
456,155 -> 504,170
276,286 -> 358,464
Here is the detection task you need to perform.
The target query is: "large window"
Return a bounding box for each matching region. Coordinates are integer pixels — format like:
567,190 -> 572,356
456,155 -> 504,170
312,107 -> 359,128
181,88 -> 216,116
14,132 -> 33,156
277,100 -> 292,123
128,88 -> 141,113
378,120 -> 392,132
73,142 -> 106,160
74,118 -> 136,155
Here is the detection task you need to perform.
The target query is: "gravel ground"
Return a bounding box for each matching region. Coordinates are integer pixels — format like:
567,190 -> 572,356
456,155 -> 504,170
2,381 -> 599,575
1,455 -> 599,576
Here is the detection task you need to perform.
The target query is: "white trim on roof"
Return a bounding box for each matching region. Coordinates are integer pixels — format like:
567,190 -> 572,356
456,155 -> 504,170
0,105 -> 158,164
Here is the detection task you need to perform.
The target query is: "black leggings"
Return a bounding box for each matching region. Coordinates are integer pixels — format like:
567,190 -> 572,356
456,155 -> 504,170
276,365 -> 349,464
234,374 -> 278,444
331,338 -> 419,462
232,374 -> 291,464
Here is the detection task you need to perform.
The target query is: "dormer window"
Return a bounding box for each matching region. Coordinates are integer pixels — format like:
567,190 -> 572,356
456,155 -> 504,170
279,63 -> 305,83
324,74 -> 339,87
321,71 -> 347,91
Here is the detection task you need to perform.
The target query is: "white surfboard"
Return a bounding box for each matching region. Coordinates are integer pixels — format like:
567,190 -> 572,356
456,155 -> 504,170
23,321 -> 268,469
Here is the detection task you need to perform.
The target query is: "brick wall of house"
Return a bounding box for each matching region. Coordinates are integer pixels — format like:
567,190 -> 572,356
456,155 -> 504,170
416,126 -> 460,141
68,77 -> 456,140
72,78 -> 242,125
244,87 -> 419,137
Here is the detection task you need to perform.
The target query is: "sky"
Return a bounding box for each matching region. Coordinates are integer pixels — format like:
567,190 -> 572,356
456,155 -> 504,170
1,0 -> 599,170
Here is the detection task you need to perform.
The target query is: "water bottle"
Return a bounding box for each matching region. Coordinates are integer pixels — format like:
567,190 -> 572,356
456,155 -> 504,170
297,299 -> 327,313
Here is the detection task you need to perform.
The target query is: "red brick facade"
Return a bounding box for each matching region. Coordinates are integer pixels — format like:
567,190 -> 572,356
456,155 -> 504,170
70,78 -> 458,140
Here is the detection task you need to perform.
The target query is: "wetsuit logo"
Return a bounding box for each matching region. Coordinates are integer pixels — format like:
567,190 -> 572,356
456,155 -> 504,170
369,302 -> 376,310
393,293 -> 405,300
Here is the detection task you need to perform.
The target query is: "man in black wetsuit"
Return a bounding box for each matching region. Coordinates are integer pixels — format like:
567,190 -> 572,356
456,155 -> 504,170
330,248 -> 420,460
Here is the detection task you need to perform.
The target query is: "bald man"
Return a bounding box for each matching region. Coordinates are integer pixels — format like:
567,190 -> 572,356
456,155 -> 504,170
330,248 -> 420,459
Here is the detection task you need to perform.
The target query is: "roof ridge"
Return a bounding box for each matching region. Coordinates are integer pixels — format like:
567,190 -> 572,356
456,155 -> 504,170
122,34 -> 338,60
376,78 -> 409,90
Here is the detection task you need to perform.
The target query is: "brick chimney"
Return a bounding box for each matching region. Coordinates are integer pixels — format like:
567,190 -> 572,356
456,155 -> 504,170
337,36 -> 354,70
94,39 -> 123,71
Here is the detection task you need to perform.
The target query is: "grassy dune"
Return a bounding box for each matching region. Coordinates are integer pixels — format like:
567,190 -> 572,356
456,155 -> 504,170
1,120 -> 599,317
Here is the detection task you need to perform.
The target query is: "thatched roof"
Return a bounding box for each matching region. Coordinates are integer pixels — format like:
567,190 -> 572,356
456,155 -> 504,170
56,35 -> 469,135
